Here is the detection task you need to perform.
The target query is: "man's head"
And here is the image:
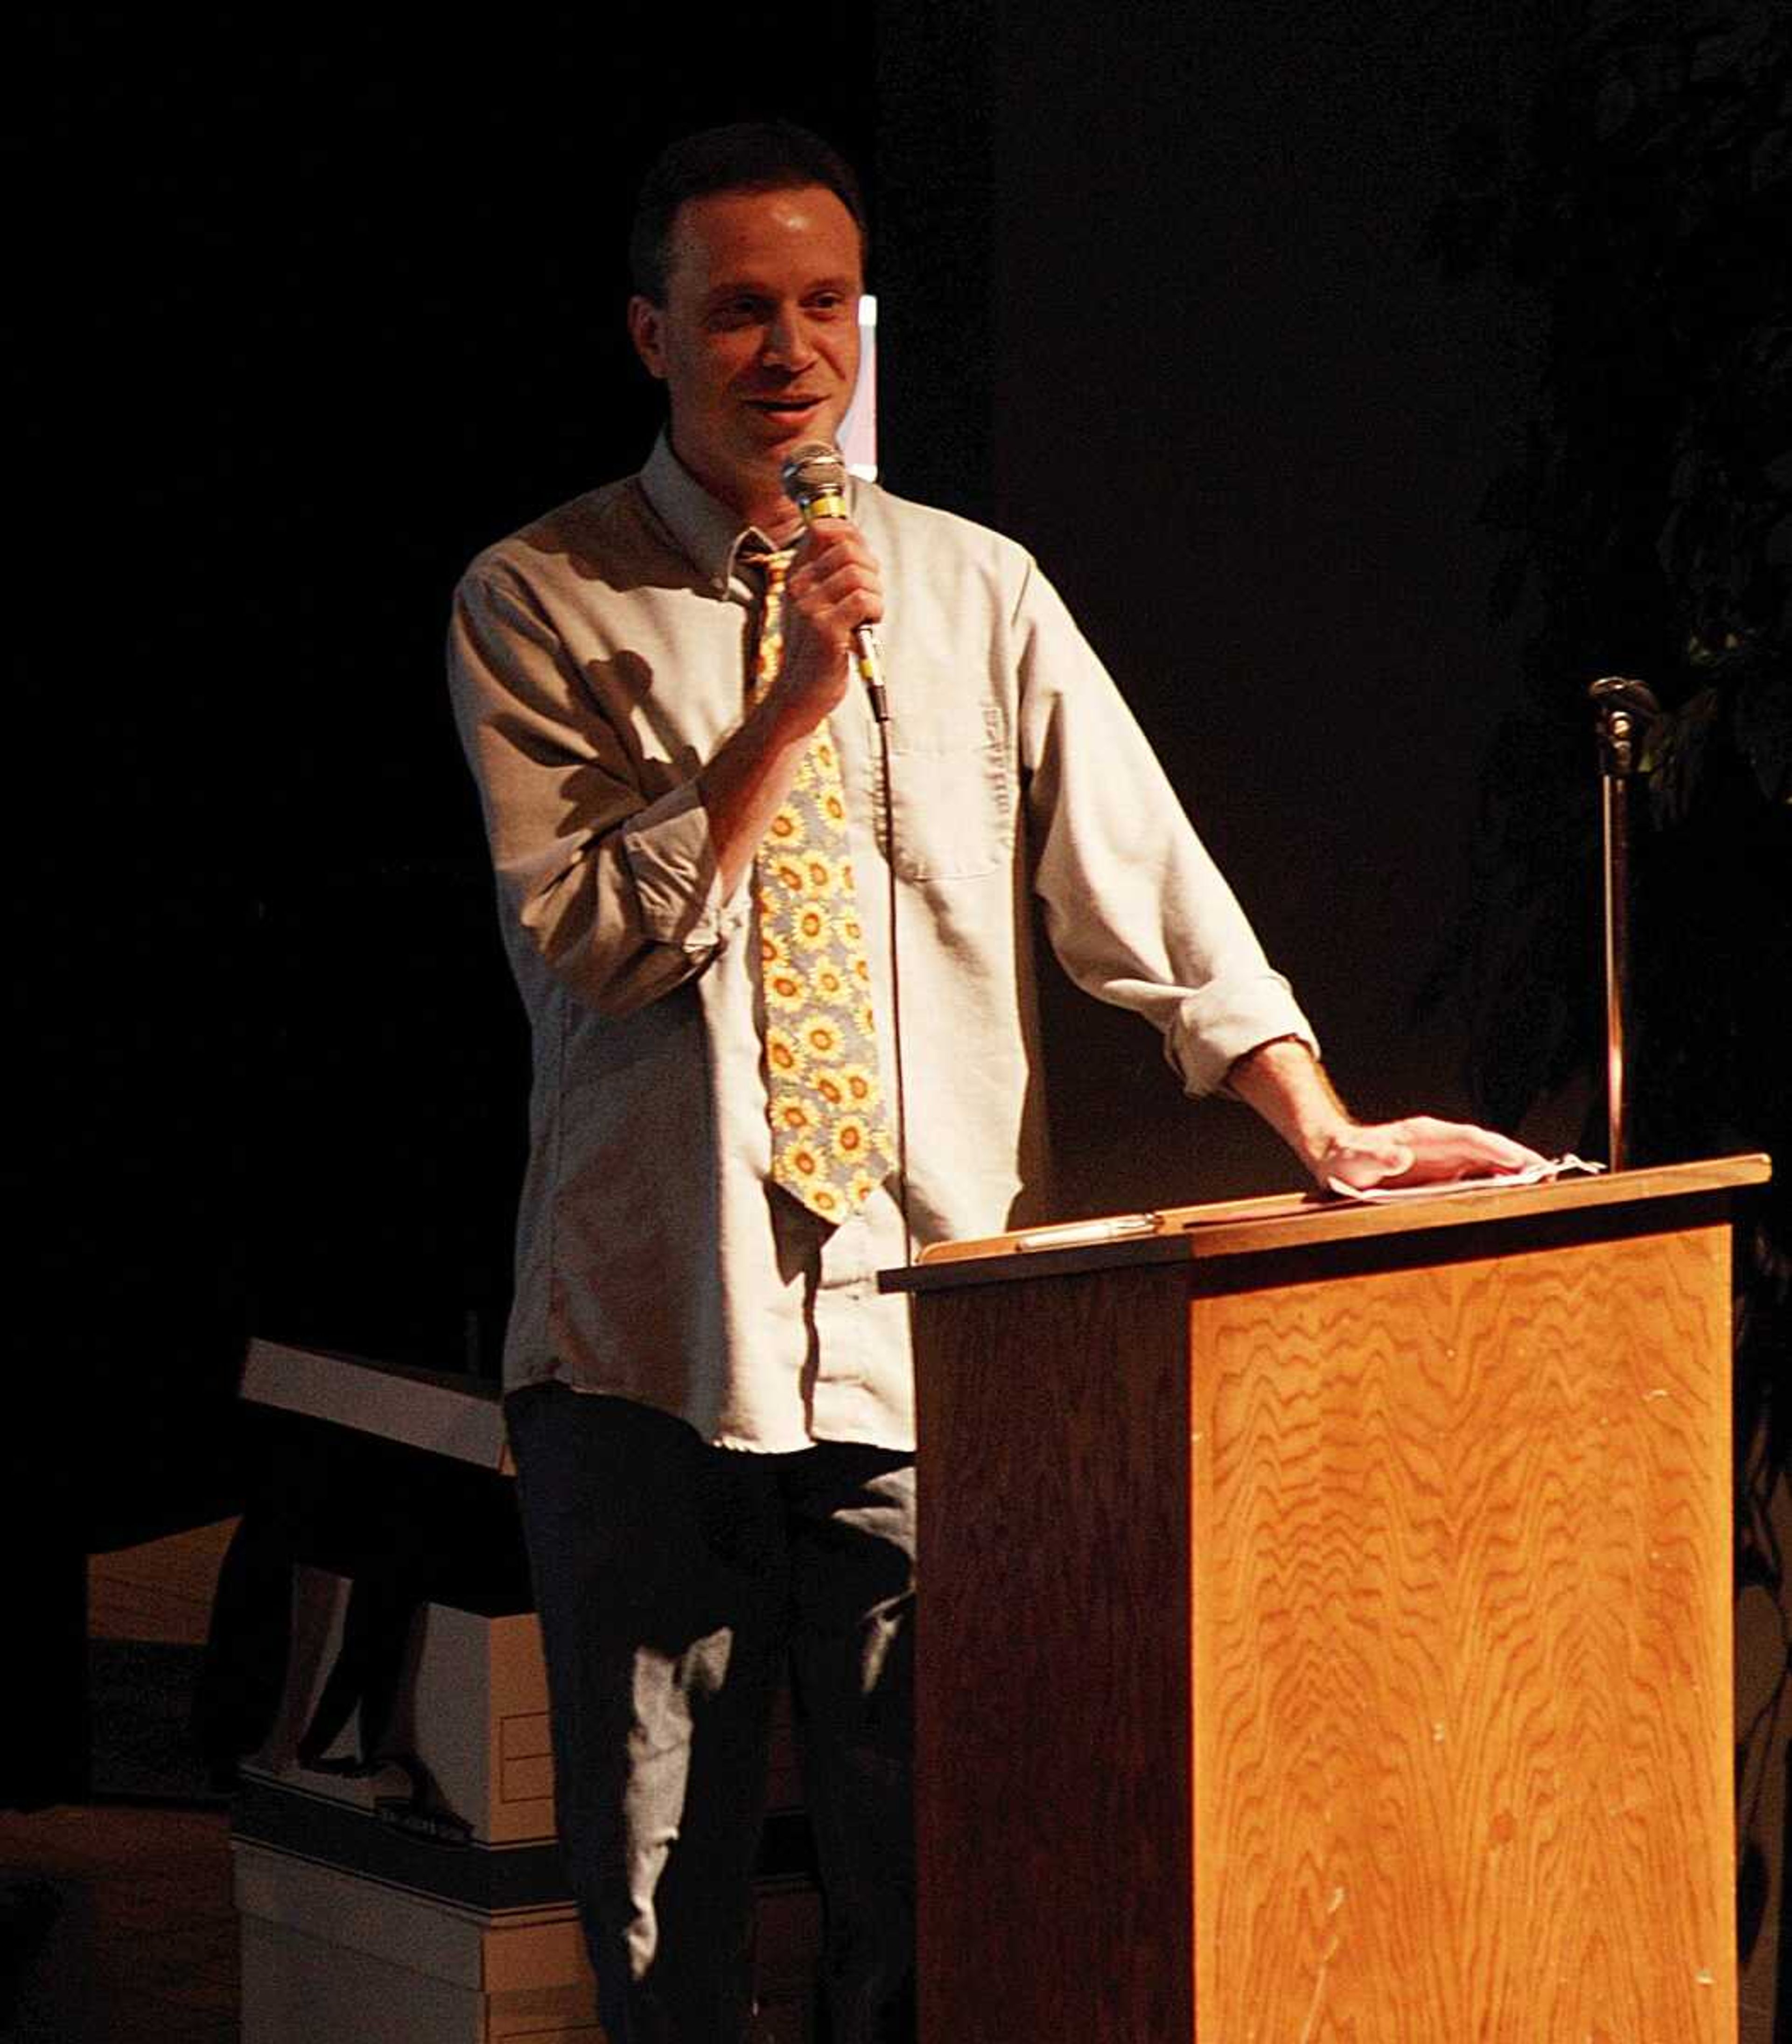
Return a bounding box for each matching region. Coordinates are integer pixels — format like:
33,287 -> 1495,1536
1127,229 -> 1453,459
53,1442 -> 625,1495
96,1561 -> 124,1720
628,121 -> 868,307
626,122 -> 868,531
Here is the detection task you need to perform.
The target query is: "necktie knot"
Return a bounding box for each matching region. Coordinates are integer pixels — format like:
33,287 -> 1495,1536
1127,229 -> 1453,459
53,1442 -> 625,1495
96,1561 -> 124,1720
741,545 -> 796,588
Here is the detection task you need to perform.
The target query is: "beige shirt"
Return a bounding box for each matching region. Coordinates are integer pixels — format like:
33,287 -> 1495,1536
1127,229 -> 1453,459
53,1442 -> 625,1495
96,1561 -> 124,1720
448,437 -> 1316,1451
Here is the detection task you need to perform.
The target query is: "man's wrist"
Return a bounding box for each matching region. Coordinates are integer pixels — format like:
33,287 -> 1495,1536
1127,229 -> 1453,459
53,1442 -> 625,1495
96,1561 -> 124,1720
1226,1037 -> 1357,1182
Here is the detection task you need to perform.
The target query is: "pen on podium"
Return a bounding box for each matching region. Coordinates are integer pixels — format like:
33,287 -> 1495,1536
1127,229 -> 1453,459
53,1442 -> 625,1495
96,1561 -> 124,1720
1012,1213 -> 1166,1255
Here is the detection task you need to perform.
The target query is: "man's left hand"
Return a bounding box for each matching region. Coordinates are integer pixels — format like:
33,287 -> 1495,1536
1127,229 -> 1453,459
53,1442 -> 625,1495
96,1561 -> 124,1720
1316,1115 -> 1548,1192
1226,1039 -> 1549,1193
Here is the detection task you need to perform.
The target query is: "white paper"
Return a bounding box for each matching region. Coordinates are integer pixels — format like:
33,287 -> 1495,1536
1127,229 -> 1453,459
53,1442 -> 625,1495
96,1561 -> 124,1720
1325,1154 -> 1604,1204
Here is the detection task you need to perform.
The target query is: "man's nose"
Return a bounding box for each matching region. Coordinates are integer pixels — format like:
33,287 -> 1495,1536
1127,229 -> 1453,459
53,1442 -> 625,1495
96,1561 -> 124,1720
762,304 -> 816,367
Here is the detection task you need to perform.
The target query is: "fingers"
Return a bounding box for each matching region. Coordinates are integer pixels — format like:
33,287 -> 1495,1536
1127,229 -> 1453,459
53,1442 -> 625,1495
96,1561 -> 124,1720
1330,1116 -> 1549,1191
759,519 -> 884,725
1397,1117 -> 1549,1177
1324,1134 -> 1415,1191
787,518 -> 884,642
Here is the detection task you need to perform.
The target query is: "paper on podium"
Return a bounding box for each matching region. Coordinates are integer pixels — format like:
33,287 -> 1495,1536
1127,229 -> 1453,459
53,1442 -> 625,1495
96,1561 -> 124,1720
1324,1153 -> 1603,1203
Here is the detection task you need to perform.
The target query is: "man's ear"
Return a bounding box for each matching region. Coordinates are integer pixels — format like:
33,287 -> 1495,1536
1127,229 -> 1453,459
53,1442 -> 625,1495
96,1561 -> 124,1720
628,295 -> 667,380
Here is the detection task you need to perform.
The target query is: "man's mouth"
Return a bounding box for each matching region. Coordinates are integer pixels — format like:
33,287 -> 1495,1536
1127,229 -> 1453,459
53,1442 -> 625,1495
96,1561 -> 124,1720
747,395 -> 825,420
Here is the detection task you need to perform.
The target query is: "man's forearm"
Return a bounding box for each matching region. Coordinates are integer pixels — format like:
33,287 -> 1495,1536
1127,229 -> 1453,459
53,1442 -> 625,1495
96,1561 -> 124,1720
698,687 -> 830,899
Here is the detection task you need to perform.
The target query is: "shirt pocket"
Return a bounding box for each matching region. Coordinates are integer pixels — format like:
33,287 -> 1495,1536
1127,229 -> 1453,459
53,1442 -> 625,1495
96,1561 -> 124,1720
872,701 -> 1015,882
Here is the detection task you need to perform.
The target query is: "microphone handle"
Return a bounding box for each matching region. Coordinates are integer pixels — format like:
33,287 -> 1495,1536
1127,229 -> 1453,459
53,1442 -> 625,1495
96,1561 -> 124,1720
853,625 -> 889,725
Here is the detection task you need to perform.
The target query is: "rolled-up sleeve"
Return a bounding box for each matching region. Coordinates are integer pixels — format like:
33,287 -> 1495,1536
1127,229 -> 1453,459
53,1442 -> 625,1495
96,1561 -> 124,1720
1013,561 -> 1317,1096
448,559 -> 745,1020
618,780 -> 742,952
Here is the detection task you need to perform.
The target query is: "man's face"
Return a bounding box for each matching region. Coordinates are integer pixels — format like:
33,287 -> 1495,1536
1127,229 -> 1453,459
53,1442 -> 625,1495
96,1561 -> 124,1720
629,183 -> 863,525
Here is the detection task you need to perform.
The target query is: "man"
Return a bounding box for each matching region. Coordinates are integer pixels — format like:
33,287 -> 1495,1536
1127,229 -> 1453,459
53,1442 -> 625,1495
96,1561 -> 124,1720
448,121 -> 1538,2044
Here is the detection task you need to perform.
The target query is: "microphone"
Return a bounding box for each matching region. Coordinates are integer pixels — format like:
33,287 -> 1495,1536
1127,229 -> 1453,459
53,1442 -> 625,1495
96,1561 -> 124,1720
780,442 -> 889,723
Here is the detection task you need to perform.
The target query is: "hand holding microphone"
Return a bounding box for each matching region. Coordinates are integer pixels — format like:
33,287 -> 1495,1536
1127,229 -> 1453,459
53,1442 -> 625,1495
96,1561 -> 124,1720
780,442 -> 890,724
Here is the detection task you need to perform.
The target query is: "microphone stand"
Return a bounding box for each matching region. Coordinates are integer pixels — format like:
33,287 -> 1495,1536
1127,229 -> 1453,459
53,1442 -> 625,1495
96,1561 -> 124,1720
1589,675 -> 1659,1172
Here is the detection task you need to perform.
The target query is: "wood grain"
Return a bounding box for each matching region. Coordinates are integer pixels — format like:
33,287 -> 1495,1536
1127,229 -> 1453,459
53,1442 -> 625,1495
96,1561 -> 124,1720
1190,1225 -> 1735,2042
914,1263 -> 1197,2042
909,1169 -> 1743,2042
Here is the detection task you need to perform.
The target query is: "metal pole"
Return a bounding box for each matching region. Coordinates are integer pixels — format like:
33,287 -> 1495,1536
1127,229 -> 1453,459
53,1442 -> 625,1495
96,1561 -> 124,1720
1589,676 -> 1659,1172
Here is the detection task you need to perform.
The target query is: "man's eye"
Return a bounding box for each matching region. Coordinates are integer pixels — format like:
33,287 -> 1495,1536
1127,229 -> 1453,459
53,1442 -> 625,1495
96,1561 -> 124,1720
708,300 -> 764,329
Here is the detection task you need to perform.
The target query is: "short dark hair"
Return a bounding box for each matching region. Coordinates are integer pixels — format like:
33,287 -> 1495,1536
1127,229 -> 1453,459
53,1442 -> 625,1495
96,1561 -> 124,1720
628,120 -> 868,303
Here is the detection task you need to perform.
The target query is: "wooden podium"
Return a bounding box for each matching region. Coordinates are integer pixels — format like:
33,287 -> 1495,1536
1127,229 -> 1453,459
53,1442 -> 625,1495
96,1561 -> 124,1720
884,1155 -> 1768,2043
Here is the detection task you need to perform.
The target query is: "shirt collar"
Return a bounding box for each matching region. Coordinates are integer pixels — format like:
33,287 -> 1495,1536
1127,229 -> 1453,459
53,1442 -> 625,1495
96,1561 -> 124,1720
639,432 -> 797,595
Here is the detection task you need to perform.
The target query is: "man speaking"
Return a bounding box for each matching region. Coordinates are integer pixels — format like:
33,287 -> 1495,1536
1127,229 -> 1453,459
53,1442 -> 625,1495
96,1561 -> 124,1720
448,119 -> 1537,2044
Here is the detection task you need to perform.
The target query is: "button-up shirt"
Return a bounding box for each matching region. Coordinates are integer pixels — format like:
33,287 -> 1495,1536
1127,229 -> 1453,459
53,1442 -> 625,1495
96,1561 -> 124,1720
448,436 -> 1316,1451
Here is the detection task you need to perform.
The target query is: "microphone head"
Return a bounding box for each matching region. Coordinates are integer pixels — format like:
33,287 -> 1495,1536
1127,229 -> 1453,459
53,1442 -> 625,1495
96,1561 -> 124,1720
781,442 -> 851,522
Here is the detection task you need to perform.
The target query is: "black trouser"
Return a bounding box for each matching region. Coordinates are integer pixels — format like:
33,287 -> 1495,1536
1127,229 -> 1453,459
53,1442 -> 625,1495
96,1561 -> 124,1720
507,1386 -> 916,2044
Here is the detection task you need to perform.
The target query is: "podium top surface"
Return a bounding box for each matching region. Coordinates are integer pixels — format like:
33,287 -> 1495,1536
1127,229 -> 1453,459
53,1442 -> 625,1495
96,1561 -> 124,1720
881,1153 -> 1771,1294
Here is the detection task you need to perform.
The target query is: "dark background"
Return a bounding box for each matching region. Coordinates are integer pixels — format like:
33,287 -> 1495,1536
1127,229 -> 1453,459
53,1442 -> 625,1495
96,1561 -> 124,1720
27,2 -> 1565,1396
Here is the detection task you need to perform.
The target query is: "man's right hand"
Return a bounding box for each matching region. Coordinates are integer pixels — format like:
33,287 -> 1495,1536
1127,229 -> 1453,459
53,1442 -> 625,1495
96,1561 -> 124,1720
770,515 -> 884,732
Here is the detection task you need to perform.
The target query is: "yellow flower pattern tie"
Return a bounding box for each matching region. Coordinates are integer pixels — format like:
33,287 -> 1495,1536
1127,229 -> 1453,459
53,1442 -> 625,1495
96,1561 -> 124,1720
749,548 -> 897,1223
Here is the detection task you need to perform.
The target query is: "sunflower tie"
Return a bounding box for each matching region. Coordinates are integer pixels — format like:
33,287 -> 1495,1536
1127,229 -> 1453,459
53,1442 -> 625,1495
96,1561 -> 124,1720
747,548 -> 896,1224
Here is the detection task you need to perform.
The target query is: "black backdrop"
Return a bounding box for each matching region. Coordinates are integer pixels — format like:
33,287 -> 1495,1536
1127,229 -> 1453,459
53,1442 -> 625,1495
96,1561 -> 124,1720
26,3 -> 1548,1403
30,9 -> 883,1389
